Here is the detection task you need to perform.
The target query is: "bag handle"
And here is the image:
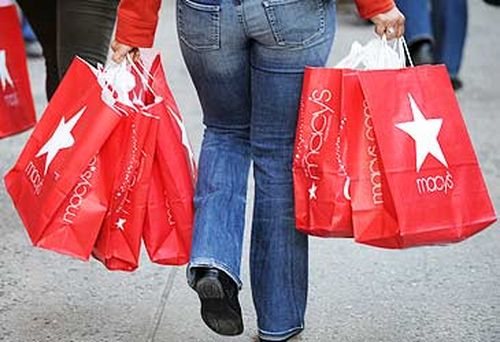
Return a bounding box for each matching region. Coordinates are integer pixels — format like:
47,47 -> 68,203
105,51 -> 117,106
97,55 -> 161,117
126,54 -> 159,100
400,37 -> 414,67
381,35 -> 414,68
335,35 -> 413,70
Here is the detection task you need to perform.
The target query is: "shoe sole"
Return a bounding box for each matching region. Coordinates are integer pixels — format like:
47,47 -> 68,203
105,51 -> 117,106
195,275 -> 243,336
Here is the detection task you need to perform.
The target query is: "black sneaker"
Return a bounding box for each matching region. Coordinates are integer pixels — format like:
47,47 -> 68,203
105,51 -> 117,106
193,268 -> 243,336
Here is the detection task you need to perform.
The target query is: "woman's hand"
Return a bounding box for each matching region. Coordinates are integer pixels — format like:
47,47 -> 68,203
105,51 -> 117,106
111,40 -> 140,63
370,6 -> 405,40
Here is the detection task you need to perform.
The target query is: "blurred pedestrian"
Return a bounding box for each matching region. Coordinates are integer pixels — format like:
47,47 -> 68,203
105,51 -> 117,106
21,15 -> 42,58
111,1 -> 404,341
396,0 -> 467,90
16,0 -> 119,100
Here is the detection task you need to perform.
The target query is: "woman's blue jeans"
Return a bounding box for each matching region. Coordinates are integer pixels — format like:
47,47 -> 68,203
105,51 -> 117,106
176,0 -> 335,339
396,0 -> 468,76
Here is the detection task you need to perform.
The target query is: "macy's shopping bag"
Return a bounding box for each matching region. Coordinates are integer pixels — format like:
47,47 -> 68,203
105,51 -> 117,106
92,56 -> 161,271
293,67 -> 353,237
142,56 -> 196,265
0,4 -> 36,138
4,57 -> 122,259
346,65 -> 497,248
92,109 -> 159,271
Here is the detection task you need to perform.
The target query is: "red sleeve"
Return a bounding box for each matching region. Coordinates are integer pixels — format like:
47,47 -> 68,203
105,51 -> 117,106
115,0 -> 162,48
354,0 -> 395,19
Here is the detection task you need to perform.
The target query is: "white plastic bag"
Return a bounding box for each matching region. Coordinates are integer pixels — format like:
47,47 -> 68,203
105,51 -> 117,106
335,36 -> 408,70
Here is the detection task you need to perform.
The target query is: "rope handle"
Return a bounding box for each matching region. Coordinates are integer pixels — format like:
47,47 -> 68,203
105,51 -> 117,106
401,37 -> 415,67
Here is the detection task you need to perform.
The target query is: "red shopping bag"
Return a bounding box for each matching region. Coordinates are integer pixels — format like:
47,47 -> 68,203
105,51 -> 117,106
92,108 -> 159,271
293,67 -> 353,237
142,56 -> 195,265
346,65 -> 497,248
4,57 -> 122,259
0,5 -> 36,138
92,57 -> 161,271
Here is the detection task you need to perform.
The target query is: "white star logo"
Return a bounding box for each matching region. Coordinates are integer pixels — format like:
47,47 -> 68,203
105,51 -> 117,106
115,218 -> 127,230
0,50 -> 14,91
36,107 -> 86,175
395,94 -> 448,172
308,182 -> 318,200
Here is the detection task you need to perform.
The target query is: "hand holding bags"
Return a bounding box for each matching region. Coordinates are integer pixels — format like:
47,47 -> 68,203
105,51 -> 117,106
0,4 -> 36,138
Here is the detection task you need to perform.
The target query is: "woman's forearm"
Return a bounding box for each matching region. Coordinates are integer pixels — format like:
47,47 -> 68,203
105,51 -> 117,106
355,0 -> 395,19
115,0 -> 162,48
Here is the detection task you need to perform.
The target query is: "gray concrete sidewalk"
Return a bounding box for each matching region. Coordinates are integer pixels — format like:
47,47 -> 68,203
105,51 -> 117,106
1,2 -> 499,342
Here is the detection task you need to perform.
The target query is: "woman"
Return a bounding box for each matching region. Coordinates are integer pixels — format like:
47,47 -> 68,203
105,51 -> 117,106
395,0 -> 467,89
113,1 -> 404,341
17,0 -> 119,99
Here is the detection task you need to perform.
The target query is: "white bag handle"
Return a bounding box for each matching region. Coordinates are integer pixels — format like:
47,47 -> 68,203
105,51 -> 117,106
400,37 -> 414,67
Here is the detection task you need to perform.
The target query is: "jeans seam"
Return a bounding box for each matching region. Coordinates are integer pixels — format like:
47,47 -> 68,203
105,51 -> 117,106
289,213 -> 302,328
177,0 -> 221,51
259,325 -> 304,340
253,32 -> 330,53
238,0 -> 250,38
262,0 -> 326,47
182,0 -> 220,11
249,63 -> 305,75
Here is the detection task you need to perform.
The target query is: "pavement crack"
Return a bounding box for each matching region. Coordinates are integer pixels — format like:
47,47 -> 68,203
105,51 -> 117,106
146,267 -> 178,342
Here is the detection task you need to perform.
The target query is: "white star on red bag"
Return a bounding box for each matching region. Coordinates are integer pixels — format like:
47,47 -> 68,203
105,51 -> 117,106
36,107 -> 86,175
309,182 -> 318,200
395,94 -> 448,172
115,218 -> 127,231
0,50 -> 14,91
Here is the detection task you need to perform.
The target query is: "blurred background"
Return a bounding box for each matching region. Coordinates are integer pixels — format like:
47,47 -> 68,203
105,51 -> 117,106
0,1 -> 499,341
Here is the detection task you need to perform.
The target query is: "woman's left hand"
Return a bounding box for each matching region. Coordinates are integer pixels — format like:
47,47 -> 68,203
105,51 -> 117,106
111,40 -> 140,64
370,6 -> 405,40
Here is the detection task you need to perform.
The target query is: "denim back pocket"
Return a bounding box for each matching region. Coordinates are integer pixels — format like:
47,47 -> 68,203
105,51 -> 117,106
262,0 -> 327,47
177,0 -> 221,51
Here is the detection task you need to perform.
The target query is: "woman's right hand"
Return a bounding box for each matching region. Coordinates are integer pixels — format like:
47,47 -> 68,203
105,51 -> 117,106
370,6 -> 405,40
111,40 -> 140,63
